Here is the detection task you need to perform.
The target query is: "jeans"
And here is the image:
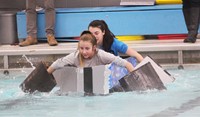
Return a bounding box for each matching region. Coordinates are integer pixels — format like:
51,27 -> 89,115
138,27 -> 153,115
26,0 -> 55,38
182,0 -> 200,40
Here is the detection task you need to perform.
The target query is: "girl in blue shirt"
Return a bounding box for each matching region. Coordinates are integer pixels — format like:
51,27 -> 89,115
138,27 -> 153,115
88,20 -> 143,62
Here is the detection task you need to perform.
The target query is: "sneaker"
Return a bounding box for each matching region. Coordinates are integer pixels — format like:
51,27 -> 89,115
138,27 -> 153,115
47,34 -> 58,46
19,36 -> 38,47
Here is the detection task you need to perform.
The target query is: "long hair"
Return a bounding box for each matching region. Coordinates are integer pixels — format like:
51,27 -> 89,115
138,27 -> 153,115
78,30 -> 97,67
88,20 -> 115,53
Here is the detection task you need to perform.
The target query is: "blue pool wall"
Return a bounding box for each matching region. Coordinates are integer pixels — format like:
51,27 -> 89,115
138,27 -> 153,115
16,4 -> 193,40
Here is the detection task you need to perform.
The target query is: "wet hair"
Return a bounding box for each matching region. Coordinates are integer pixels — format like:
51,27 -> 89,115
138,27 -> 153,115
88,20 -> 115,53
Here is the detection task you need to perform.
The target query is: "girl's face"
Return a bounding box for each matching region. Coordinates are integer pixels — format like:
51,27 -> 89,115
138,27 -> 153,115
79,40 -> 96,59
88,27 -> 105,46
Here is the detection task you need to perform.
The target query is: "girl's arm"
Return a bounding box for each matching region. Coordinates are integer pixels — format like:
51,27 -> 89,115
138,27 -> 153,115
98,49 -> 135,72
47,66 -> 55,74
125,61 -> 135,72
113,39 -> 143,62
126,47 -> 144,62
46,52 -> 77,74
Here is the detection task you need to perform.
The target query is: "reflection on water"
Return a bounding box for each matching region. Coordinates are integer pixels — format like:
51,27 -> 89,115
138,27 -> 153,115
148,96 -> 200,117
0,67 -> 200,117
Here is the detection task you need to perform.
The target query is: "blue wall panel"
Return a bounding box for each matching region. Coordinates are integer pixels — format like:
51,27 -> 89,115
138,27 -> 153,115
17,5 -> 188,40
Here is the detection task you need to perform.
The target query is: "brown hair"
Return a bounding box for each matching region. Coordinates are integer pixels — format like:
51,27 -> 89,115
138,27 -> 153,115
79,30 -> 97,46
88,20 -> 115,53
78,30 -> 97,67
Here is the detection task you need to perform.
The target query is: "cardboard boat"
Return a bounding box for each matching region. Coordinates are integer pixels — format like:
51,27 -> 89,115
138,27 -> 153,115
134,56 -> 175,84
20,62 -> 56,93
53,65 -> 110,95
19,56 -> 174,94
119,62 -> 166,91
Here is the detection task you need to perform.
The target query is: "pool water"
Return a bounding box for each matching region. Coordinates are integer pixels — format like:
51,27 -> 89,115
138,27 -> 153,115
0,67 -> 200,117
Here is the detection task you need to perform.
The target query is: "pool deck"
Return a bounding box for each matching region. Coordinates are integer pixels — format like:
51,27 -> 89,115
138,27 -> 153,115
0,39 -> 200,69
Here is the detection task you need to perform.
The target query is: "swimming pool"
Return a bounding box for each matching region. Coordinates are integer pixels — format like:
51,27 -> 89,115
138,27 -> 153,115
0,66 -> 200,117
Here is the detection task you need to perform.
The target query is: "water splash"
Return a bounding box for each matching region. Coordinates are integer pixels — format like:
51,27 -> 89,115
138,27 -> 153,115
22,55 -> 35,69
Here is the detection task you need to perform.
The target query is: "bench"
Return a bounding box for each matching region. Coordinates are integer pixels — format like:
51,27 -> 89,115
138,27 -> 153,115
1,39 -> 200,69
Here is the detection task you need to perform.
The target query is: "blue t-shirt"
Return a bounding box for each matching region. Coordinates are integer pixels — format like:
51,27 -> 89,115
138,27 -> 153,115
109,38 -> 128,56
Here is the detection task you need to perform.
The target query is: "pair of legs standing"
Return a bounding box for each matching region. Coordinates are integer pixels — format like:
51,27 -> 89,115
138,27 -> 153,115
182,0 -> 200,43
19,0 -> 58,46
